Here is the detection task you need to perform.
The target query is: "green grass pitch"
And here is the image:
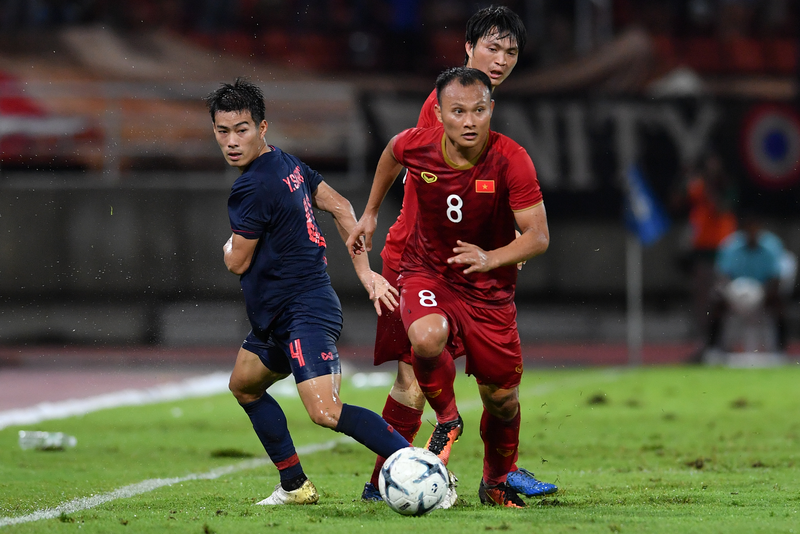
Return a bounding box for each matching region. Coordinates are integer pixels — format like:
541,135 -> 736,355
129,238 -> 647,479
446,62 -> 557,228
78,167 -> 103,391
1,365 -> 799,533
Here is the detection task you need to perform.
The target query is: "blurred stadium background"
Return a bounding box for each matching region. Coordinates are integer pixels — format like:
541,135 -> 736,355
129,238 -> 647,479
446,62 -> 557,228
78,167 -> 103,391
1,0 -> 799,368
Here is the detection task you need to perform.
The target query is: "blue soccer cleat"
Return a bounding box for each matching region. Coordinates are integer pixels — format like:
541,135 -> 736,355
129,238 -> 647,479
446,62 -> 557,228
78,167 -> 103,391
361,482 -> 383,502
506,468 -> 558,497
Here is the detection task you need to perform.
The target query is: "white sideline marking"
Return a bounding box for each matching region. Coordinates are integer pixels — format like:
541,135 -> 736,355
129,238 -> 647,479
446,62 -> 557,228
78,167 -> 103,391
0,437 -> 352,528
0,370 -> 395,431
0,372 -> 300,431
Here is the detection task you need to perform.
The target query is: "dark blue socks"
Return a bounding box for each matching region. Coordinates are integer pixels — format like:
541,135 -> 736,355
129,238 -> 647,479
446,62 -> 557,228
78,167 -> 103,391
241,393 -> 305,485
335,403 -> 409,458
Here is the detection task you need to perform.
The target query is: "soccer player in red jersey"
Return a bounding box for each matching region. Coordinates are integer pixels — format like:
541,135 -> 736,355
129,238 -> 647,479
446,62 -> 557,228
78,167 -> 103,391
348,67 -> 550,507
359,6 -> 557,501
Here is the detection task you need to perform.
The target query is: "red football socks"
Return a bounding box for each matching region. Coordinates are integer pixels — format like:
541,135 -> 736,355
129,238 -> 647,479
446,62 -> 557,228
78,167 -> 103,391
480,408 -> 521,486
369,395 -> 424,486
412,348 -> 459,423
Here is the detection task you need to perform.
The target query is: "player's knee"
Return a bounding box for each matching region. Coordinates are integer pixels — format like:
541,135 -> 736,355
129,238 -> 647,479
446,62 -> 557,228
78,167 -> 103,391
307,407 -> 339,429
498,401 -> 520,421
408,328 -> 447,358
229,384 -> 250,405
487,400 -> 519,421
230,385 -> 258,405
408,315 -> 448,358
482,389 -> 520,421
228,375 -> 243,398
229,374 -> 264,405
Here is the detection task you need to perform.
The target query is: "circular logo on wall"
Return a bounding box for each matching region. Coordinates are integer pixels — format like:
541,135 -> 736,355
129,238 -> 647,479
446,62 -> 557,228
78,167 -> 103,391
741,104 -> 800,189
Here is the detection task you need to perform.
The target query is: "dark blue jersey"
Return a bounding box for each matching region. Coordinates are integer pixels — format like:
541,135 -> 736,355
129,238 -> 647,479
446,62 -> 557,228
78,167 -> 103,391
228,146 -> 331,333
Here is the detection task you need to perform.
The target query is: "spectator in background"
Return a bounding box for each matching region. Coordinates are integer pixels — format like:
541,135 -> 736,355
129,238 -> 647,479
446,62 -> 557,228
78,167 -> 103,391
672,151 -> 738,357
384,0 -> 423,72
700,210 -> 787,360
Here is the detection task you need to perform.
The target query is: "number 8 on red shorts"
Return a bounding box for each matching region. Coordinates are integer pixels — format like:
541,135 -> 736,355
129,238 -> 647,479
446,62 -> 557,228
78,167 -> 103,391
398,273 -> 524,390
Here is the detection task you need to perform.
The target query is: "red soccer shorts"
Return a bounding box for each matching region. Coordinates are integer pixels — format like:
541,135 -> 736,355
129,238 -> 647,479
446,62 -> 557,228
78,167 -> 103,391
374,264 -> 465,366
398,272 -> 523,389
374,263 -> 414,365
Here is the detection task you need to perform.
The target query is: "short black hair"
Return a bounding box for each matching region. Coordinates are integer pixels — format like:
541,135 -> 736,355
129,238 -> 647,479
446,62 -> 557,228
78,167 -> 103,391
435,67 -> 493,105
205,78 -> 266,125
464,5 -> 527,65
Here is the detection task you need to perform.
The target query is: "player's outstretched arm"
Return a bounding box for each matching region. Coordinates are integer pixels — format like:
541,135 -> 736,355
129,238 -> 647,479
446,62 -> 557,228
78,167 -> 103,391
448,202 -> 549,274
313,180 -> 399,315
223,233 -> 259,275
345,139 -> 403,257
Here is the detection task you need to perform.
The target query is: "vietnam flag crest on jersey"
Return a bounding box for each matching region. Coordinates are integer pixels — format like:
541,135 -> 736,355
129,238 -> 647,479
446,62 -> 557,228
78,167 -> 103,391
475,179 -> 495,193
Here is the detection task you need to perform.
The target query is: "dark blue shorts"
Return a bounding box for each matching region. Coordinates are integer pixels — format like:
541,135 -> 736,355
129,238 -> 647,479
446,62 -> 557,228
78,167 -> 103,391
242,285 -> 343,383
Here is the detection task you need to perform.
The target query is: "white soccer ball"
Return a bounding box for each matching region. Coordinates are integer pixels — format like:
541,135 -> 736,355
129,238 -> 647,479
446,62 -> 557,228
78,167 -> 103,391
725,276 -> 765,315
378,447 -> 449,516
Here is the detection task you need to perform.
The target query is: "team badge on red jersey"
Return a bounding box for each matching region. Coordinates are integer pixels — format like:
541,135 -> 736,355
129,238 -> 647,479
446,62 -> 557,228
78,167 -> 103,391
421,171 -> 438,183
475,179 -> 495,193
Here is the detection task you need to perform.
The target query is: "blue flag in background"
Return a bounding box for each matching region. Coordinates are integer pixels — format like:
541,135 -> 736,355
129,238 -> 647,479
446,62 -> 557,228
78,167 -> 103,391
623,165 -> 670,245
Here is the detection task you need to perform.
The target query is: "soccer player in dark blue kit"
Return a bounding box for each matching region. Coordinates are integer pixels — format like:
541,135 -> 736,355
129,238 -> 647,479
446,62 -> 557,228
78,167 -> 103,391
206,79 -> 411,505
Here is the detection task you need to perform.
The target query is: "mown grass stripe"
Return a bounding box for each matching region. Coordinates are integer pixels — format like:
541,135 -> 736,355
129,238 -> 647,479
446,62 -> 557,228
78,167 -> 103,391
0,437 -> 352,528
0,369 -> 620,527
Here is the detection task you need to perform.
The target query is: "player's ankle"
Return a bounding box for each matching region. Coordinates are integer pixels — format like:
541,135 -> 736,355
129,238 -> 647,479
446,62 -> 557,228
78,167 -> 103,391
281,473 -> 308,491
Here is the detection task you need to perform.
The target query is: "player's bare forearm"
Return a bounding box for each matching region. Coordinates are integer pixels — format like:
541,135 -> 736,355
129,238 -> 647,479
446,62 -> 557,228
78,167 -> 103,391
223,236 -> 235,271
313,181 -> 355,224
332,215 -> 372,276
494,228 -> 549,266
449,232 -> 547,274
314,181 -> 367,257
448,202 -> 549,274
315,182 -> 369,271
347,140 -> 403,256
328,200 -> 358,244
224,233 -> 258,275
364,141 -> 403,216
329,205 -> 399,315
497,203 -> 550,266
315,182 -> 399,312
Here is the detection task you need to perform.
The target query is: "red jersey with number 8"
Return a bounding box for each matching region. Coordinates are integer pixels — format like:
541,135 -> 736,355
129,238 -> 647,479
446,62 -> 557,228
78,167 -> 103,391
392,126 -> 543,308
